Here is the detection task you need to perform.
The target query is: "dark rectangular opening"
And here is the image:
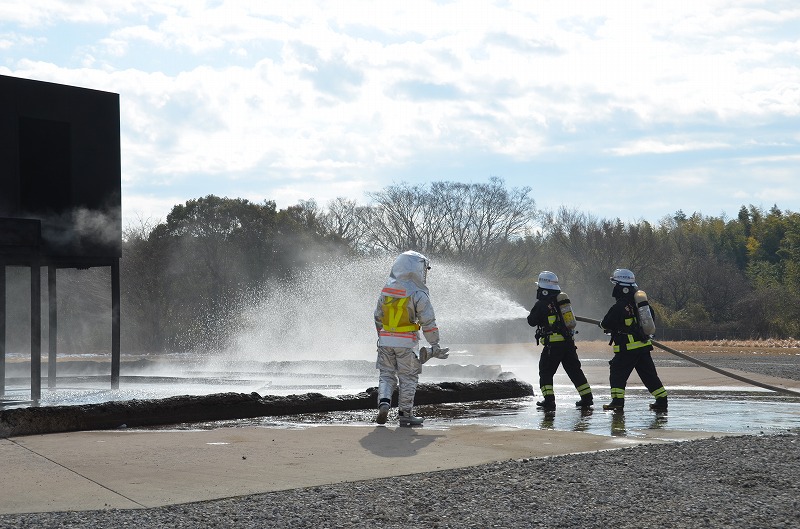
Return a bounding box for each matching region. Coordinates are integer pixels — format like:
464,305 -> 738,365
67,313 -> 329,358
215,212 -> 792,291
19,116 -> 72,215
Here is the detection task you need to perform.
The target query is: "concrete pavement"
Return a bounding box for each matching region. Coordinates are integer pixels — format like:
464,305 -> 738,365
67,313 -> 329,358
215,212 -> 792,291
1,364 -> 798,515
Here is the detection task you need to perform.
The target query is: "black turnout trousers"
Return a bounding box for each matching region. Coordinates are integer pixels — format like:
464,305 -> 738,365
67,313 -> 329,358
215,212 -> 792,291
539,341 -> 589,390
608,345 -> 664,393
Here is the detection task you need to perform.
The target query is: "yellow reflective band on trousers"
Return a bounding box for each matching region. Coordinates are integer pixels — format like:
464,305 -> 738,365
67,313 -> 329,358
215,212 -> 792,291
545,315 -> 565,342
610,388 -> 625,399
382,296 -> 421,333
612,318 -> 652,352
540,385 -> 554,396
576,383 -> 592,396
651,387 -> 668,398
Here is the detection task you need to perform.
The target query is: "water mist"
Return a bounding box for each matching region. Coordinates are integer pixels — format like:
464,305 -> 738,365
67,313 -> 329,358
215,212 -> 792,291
209,256 -> 530,369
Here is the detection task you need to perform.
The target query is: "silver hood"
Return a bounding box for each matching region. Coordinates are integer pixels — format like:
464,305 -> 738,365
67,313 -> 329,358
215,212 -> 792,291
384,250 -> 430,296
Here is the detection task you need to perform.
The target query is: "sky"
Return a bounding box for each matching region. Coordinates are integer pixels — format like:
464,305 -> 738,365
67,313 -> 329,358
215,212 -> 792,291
2,1 -> 799,230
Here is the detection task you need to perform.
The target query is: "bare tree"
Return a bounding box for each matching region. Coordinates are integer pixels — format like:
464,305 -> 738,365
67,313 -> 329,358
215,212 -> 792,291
541,207 -> 662,303
364,178 -> 535,269
366,182 -> 449,255
320,197 -> 376,253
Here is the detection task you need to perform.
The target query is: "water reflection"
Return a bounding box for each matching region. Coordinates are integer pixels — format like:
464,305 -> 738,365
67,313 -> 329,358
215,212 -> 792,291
539,410 -> 556,430
149,393 -> 798,438
573,408 -> 593,432
609,410 -> 626,437
649,411 -> 668,430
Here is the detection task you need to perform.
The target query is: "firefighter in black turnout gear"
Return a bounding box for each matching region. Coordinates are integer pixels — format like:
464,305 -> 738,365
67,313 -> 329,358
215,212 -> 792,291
527,271 -> 593,411
600,268 -> 668,411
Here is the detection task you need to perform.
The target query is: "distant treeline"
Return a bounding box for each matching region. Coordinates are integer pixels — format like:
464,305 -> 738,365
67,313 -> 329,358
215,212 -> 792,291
117,177 -> 799,351
5,178 -> 796,353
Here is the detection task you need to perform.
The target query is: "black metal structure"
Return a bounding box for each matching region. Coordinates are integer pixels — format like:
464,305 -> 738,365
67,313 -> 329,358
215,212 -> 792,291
0,75 -> 122,401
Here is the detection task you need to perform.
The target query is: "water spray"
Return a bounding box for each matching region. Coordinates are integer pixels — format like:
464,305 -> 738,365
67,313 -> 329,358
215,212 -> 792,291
575,315 -> 800,398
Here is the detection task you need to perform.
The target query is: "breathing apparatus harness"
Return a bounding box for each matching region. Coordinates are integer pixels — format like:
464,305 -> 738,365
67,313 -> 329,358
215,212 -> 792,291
535,292 -> 572,346
608,290 -> 650,352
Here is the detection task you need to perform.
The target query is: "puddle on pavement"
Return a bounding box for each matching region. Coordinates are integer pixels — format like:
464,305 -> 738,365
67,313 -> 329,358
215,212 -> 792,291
154,389 -> 800,438
3,366 -> 798,438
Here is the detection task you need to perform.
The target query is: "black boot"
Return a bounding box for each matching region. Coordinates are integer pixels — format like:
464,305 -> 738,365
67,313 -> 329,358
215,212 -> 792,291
649,397 -> 668,411
536,396 -> 556,411
575,394 -> 594,408
603,398 -> 624,411
376,398 -> 391,425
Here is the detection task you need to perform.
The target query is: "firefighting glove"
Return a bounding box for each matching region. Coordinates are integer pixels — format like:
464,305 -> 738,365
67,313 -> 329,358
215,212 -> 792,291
419,345 -> 450,364
431,344 -> 450,359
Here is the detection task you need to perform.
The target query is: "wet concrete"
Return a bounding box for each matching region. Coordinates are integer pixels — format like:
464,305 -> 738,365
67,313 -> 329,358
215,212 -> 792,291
0,352 -> 798,516
174,391 -> 800,439
2,344 -> 799,439
0,379 -> 534,437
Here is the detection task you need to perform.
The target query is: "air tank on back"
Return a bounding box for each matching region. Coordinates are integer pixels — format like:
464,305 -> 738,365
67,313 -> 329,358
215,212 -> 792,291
556,292 -> 577,331
634,289 -> 656,336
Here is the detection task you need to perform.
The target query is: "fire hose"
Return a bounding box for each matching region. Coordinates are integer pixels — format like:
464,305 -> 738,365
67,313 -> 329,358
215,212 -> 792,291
575,315 -> 800,398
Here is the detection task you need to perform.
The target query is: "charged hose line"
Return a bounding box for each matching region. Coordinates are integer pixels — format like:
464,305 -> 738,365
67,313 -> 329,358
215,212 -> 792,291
575,315 -> 800,398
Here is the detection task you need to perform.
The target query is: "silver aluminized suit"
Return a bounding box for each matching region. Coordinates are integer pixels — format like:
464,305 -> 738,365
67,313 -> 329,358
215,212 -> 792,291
373,251 -> 441,415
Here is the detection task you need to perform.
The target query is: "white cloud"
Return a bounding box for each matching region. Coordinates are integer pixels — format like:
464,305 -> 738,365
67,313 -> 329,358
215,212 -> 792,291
736,153 -> 800,165
654,170 -> 711,188
609,139 -> 730,156
3,1 -> 800,226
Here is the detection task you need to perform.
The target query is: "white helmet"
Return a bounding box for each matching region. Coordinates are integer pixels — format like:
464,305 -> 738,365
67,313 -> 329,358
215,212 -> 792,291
610,268 -> 637,287
536,271 -> 560,291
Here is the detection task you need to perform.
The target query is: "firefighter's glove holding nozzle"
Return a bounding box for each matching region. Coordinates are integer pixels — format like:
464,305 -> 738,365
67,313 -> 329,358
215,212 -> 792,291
431,344 -> 450,359
419,344 -> 450,364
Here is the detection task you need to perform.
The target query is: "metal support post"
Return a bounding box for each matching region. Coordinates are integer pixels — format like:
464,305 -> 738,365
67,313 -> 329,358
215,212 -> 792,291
111,259 -> 120,389
48,265 -> 57,388
31,261 -> 41,401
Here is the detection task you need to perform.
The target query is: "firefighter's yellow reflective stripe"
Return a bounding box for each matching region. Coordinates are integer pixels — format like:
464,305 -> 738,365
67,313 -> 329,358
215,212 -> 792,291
540,385 -> 555,396
387,297 -> 406,329
391,325 -> 420,332
544,315 -> 565,342
612,331 -> 652,353
576,383 -> 592,396
652,387 -> 668,398
610,387 -> 625,399
382,296 -> 421,332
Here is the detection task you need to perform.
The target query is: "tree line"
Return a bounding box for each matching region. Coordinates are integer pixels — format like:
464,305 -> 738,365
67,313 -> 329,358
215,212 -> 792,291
114,178 -> 800,352
7,178 -> 794,353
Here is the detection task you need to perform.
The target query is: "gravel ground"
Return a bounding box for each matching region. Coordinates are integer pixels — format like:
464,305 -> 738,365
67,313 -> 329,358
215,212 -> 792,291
0,433 -> 797,529
1,354 -> 798,528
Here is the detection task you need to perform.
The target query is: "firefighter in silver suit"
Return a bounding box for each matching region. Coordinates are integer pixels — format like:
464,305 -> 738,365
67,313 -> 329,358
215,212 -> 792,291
373,251 -> 448,426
